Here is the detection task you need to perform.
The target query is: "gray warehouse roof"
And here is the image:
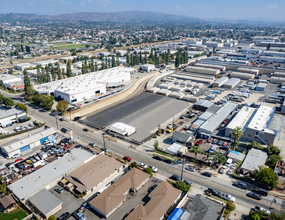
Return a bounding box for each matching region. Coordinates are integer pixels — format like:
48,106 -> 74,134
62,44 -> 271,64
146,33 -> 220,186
224,78 -> 240,86
9,149 -> 95,200
29,189 -> 62,217
199,102 -> 238,134
240,148 -> 268,172
213,77 -> 229,84
172,131 -> 194,143
0,108 -> 25,119
194,99 -> 213,108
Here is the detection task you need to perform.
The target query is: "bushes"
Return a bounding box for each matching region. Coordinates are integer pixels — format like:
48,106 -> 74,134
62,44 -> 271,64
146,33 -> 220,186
224,209 -> 230,215
143,167 -> 153,177
173,180 -> 190,193
32,94 -> 54,110
226,201 -> 235,211
16,103 -> 28,113
129,162 -> 138,169
267,154 -> 281,167
266,144 -> 280,156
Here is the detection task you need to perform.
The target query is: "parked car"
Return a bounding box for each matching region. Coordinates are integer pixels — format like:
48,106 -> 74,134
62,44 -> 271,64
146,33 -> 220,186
89,142 -> 96,147
180,115 -> 185,119
148,185 -> 157,193
153,155 -> 163,161
59,118 -> 64,121
217,140 -> 223,145
61,128 -> 68,133
231,163 -> 237,170
213,139 -> 218,144
54,187 -> 63,194
183,180 -> 192,186
83,128 -> 89,132
101,147 -> 108,152
252,189 -> 268,197
222,141 -> 229,147
253,206 -> 270,214
167,128 -> 174,133
218,165 -> 227,174
11,153 -> 22,159
58,212 -> 70,220
149,166 -> 158,172
208,138 -> 214,143
185,166 -> 195,172
201,172 -> 212,177
195,140 -> 203,145
167,123 -> 173,129
138,163 -> 147,169
233,182 -> 247,189
123,156 -> 132,162
171,174 -> 181,181
74,211 -> 86,220
247,192 -> 262,200
164,159 -> 172,164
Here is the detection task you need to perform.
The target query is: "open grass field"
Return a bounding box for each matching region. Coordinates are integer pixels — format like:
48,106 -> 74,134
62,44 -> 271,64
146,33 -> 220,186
53,43 -> 86,50
16,42 -> 36,46
0,207 -> 27,220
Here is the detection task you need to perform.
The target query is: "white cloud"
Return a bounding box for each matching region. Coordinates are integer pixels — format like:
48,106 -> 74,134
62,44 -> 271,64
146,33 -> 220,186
80,1 -> 86,5
29,2 -> 34,5
175,5 -> 181,9
268,4 -> 278,9
88,0 -> 93,2
97,0 -> 111,5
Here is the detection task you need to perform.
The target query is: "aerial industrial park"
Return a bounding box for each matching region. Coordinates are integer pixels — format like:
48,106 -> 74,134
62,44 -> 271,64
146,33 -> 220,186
1,4 -> 285,220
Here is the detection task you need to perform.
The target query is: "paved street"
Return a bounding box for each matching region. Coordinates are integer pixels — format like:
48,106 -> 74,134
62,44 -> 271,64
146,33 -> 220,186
1,89 -> 285,215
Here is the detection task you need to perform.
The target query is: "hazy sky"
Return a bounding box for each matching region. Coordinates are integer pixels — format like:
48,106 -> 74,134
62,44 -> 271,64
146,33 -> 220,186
1,0 -> 285,21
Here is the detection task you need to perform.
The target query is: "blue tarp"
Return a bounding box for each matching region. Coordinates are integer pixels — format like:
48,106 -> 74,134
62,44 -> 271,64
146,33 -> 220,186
167,208 -> 184,220
230,150 -> 239,155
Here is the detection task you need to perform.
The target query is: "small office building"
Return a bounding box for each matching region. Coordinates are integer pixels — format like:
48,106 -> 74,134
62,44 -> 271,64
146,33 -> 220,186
0,108 -> 27,128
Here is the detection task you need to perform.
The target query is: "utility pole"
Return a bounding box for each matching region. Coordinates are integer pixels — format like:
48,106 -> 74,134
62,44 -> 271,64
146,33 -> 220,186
69,109 -> 71,121
181,156 -> 185,181
103,134 -> 106,149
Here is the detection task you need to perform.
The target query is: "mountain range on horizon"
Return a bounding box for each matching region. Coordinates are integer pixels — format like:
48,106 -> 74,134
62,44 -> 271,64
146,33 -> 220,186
0,11 -> 284,24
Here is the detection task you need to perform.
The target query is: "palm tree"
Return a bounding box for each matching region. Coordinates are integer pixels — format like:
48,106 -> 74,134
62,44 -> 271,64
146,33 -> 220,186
232,127 -> 243,150
190,145 -> 203,162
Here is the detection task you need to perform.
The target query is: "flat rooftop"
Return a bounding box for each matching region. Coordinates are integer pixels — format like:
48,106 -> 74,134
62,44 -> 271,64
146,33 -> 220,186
240,148 -> 268,172
65,154 -> 123,192
83,92 -> 189,143
226,106 -> 256,132
8,149 -> 95,200
247,105 -> 274,131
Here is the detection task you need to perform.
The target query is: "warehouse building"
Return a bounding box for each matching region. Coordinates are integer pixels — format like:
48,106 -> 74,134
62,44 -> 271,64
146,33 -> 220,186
223,78 -> 240,88
89,168 -> 149,218
108,122 -> 136,137
261,51 -> 285,57
256,83 -> 268,91
237,67 -> 259,75
35,66 -> 134,103
193,99 -> 214,111
33,60 -> 58,67
213,77 -> 229,87
258,42 -> 285,48
240,149 -> 268,175
14,63 -> 36,71
1,127 -> 56,157
225,105 -> 277,145
270,77 -> 285,84
186,66 -> 220,76
240,49 -> 261,55
204,42 -> 224,48
199,102 -> 238,138
65,154 -> 123,197
260,56 -> 285,63
230,72 -> 254,80
0,108 -> 27,128
140,64 -> 155,72
28,189 -> 62,219
125,182 -> 181,220
194,63 -> 226,71
171,74 -> 214,85
8,148 -> 95,202
273,72 -> 285,77
0,74 -> 24,91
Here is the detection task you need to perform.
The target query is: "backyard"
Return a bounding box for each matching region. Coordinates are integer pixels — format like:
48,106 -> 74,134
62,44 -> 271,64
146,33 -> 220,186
0,207 -> 27,220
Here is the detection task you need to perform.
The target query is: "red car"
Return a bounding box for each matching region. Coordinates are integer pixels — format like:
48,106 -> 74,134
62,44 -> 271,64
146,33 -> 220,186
15,158 -> 23,162
64,145 -> 71,151
195,140 -> 203,146
222,120 -> 228,124
223,142 -> 228,147
207,138 -> 214,143
123,156 -> 132,162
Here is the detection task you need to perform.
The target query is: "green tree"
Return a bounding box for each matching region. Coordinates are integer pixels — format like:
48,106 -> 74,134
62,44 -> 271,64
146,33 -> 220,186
16,103 -> 28,113
173,180 -> 190,193
45,66 -> 51,82
189,145 -> 203,162
25,86 -> 35,96
112,55 -> 115,67
253,166 -> 278,189
266,144 -> 280,156
267,43 -> 271,50
48,215 -> 56,220
267,155 -> 281,167
0,184 -> 6,193
66,61 -> 72,77
129,162 -> 138,169
51,65 -> 56,81
153,141 -> 159,150
3,97 -> 15,107
56,100 -> 68,114
267,212 -> 285,220
57,68 -> 62,80
143,167 -> 153,176
218,154 -> 227,164
23,69 -> 31,91
232,127 -> 243,149
116,55 -> 120,67
226,201 -> 235,211
95,62 -> 99,71
175,56 -> 180,68
248,214 -> 261,220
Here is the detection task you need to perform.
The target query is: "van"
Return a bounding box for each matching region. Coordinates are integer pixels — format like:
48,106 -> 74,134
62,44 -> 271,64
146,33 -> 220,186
38,153 -> 47,159
225,158 -> 233,167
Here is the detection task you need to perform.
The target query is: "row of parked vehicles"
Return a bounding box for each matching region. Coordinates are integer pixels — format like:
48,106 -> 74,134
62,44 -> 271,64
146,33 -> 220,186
42,138 -> 72,157
15,123 -> 34,132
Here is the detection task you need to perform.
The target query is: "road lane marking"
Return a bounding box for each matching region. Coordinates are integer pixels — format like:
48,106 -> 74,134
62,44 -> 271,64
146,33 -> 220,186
136,156 -> 285,212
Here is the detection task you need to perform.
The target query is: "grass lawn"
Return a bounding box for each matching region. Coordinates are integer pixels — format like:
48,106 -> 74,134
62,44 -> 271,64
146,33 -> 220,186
17,42 -> 36,46
154,150 -> 176,161
53,44 -> 86,50
204,193 -> 227,203
0,207 -> 27,220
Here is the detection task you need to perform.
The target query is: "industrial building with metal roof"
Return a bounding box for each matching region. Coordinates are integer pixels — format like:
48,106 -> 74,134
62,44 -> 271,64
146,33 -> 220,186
240,149 -> 268,174
213,77 -> 229,87
186,66 -> 220,76
230,72 -> 254,80
8,148 -> 95,201
223,78 -> 240,88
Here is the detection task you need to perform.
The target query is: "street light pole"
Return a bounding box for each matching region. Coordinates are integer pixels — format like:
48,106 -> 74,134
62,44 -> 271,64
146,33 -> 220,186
103,134 -> 106,149
69,109 -> 71,121
181,156 -> 185,181
55,117 -> 58,131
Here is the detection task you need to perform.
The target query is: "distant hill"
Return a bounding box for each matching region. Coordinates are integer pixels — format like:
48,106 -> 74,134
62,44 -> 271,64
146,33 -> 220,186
0,11 -> 202,22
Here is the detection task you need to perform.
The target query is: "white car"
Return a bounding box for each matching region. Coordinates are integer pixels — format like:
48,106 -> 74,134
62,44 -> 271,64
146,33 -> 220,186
138,163 -> 147,169
231,163 -> 237,169
149,166 -> 158,173
167,123 -> 173,129
11,153 -> 22,159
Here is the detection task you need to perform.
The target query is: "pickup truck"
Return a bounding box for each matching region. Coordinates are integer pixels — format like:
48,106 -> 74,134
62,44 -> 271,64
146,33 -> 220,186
218,165 -> 227,174
207,188 -> 236,202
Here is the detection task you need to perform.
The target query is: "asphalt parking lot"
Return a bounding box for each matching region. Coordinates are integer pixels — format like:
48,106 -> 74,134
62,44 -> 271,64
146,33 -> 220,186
50,185 -> 84,219
82,177 -> 162,220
